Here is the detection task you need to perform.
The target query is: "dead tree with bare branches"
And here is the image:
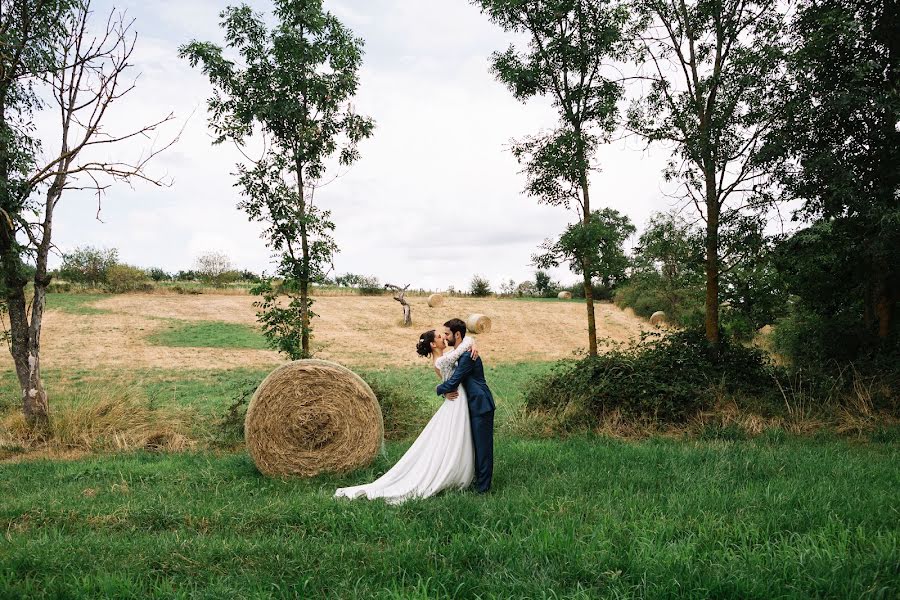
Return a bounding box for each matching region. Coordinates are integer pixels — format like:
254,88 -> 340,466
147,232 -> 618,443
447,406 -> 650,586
0,1 -> 177,429
385,283 -> 412,327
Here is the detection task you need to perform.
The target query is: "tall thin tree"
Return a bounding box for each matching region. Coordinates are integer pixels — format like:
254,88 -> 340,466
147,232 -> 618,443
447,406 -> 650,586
181,0 -> 374,359
475,0 -> 628,356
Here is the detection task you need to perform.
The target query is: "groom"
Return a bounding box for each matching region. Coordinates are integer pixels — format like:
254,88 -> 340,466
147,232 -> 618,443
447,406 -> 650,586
436,318 -> 495,494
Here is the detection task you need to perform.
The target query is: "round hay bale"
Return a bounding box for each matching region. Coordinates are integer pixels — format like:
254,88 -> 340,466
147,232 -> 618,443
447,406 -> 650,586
245,359 -> 383,478
557,291 -> 573,300
466,313 -> 492,334
650,311 -> 667,327
427,293 -> 444,308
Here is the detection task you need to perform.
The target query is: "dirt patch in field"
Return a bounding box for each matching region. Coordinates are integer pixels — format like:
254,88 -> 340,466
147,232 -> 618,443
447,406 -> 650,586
0,294 -> 650,372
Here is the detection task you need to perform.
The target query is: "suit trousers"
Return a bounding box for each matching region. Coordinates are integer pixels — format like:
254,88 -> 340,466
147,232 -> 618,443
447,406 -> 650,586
470,409 -> 494,493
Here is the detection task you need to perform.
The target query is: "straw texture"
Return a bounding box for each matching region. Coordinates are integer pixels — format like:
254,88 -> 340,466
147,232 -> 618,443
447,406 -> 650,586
427,294 -> 444,307
245,359 -> 384,478
557,291 -> 573,299
466,313 -> 492,334
650,310 -> 667,326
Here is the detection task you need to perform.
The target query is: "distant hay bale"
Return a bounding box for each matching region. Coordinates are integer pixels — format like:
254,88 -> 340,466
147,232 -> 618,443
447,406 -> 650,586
650,311 -> 667,327
557,291 -> 572,300
466,313 -> 492,334
427,293 -> 444,308
244,359 -> 383,478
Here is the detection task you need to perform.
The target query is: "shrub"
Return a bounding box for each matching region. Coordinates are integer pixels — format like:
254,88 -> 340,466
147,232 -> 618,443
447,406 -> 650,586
560,281 -> 614,301
105,264 -> 150,293
147,267 -> 171,282
534,270 -> 556,297
58,246 -> 118,287
523,330 -> 773,424
357,275 -> 383,296
194,251 -> 234,287
470,274 -> 492,297
516,281 -> 537,297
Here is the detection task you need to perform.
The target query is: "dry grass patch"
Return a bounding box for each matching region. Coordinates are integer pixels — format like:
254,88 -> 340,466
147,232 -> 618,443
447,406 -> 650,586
0,294 -> 649,371
0,386 -> 196,461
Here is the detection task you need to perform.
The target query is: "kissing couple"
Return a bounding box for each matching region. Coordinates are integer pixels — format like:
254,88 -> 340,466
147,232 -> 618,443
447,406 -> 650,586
335,318 -> 495,504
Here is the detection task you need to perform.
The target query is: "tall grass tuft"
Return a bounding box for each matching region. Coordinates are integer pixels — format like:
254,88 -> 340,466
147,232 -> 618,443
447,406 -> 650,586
0,386 -> 196,456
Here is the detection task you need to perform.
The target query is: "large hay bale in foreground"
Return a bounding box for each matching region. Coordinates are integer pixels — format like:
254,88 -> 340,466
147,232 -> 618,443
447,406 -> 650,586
245,359 -> 383,478
467,313 -> 492,334
427,293 -> 444,308
557,291 -> 572,300
650,311 -> 667,327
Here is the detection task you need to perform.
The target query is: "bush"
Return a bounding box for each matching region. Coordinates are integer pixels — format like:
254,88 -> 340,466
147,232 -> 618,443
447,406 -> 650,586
534,270 -> 557,298
523,330 -> 773,424
146,267 -> 170,282
357,275 -> 383,296
194,251 -> 234,287
614,276 -> 705,328
58,246 -> 118,287
516,281 -> 537,297
470,274 -> 492,297
560,281 -> 614,301
105,264 -> 151,293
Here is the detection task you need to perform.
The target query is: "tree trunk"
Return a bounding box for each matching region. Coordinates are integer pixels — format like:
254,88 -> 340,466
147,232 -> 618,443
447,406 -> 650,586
704,168 -> 720,348
579,166 -> 598,357
295,157 -> 311,358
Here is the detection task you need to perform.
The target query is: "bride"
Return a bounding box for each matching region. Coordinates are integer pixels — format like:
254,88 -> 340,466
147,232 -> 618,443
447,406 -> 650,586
334,330 -> 477,504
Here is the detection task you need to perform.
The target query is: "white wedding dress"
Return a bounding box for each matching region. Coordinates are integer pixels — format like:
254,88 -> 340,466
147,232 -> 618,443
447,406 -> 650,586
334,337 -> 475,504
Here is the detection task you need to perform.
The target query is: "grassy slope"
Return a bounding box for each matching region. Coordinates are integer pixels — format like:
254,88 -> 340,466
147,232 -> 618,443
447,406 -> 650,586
145,321 -> 270,350
2,436 -> 897,598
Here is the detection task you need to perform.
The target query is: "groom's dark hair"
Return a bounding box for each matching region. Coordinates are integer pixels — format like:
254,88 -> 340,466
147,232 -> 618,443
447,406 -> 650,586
444,318 -> 466,340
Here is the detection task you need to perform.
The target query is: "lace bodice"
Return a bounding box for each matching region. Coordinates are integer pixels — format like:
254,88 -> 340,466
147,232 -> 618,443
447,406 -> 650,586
434,336 -> 474,381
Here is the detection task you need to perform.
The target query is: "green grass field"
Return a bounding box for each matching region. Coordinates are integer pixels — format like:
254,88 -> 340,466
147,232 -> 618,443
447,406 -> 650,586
146,321 -> 271,350
2,436 -> 897,598
44,293 -> 110,315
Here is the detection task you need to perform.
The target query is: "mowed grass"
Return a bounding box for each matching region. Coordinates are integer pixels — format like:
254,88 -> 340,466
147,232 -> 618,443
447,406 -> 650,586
44,293 -> 109,315
146,321 -> 270,350
2,436 -> 897,598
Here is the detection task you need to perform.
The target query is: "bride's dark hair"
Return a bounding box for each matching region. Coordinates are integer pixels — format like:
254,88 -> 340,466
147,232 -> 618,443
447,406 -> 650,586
416,330 -> 437,357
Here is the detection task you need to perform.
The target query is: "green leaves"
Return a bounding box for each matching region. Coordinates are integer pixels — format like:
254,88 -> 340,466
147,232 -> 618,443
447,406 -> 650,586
183,0 -> 374,358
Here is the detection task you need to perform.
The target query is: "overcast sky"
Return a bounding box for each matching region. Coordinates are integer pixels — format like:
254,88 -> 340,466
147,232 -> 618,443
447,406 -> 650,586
44,0 -> 679,291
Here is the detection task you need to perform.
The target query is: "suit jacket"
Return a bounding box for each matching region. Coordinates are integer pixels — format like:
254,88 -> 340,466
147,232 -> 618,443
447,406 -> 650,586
435,350 -> 495,416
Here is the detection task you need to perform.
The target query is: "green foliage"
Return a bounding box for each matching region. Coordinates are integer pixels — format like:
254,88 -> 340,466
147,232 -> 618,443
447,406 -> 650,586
524,330 -> 772,423
181,0 -> 375,359
469,274 -> 492,297
766,0 -> 900,352
147,321 -> 269,351
146,268 -> 171,282
58,246 -> 119,287
533,270 -> 556,298
535,208 -> 636,289
0,437 -> 897,597
357,275 -> 383,296
193,251 -> 237,288
357,371 -> 431,440
250,278 -> 315,360
103,264 -> 149,293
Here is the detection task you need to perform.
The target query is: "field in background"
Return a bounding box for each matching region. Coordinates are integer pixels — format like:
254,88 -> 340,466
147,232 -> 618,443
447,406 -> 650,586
0,292 -> 649,372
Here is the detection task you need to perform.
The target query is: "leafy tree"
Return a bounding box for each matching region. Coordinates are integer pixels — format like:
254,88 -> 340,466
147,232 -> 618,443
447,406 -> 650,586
146,268 -> 171,282
181,0 -> 374,359
470,274 -> 493,297
476,0 -> 628,356
535,208 -> 635,292
534,270 -> 555,298
628,0 -> 787,347
770,0 -> 899,346
194,251 -> 235,287
58,246 -> 119,287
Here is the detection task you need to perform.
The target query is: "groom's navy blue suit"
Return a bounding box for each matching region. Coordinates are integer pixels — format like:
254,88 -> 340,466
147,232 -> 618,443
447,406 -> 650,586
436,346 -> 495,493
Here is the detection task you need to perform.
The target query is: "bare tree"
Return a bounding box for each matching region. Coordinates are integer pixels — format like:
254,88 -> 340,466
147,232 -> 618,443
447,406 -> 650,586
385,283 -> 412,327
3,1 -> 177,429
